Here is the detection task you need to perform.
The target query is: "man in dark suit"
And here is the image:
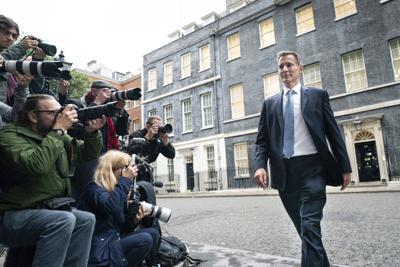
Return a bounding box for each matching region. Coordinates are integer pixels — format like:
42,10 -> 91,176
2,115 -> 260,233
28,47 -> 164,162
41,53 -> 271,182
254,51 -> 352,267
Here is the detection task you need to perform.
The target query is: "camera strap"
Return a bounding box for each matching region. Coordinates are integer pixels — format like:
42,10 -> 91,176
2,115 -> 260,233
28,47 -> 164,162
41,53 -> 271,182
68,137 -> 78,177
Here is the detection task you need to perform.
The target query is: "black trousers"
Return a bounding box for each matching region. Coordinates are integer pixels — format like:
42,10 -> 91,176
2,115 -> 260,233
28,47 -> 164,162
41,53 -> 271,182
279,154 -> 330,267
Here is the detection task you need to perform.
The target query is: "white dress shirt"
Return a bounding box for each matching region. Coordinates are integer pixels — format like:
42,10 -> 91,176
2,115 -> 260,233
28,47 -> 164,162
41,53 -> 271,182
283,83 -> 317,157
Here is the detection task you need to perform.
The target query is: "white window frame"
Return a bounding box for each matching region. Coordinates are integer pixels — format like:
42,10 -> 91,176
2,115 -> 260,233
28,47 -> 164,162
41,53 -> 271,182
201,93 -> 213,128
148,109 -> 157,117
295,3 -> 316,36
163,104 -> 173,125
181,53 -> 191,79
259,18 -> 276,48
389,37 -> 400,81
167,158 -> 174,182
199,44 -> 211,71
227,32 -> 241,61
303,63 -> 323,89
181,99 -> 192,132
205,145 -> 216,180
163,61 -> 173,86
234,143 -> 249,178
147,68 -> 157,91
333,0 -> 357,21
230,84 -> 245,119
342,50 -> 368,92
263,72 -> 280,97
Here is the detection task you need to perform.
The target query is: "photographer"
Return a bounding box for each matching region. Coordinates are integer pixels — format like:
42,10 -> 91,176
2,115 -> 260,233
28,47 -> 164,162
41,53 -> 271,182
127,116 -> 175,164
0,56 -> 30,128
80,80 -> 128,153
0,14 -> 67,106
0,94 -> 105,266
0,15 -> 44,103
78,150 -> 160,267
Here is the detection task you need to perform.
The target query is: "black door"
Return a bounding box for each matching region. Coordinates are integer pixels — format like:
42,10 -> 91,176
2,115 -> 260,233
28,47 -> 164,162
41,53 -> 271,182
186,163 -> 194,191
355,141 -> 380,182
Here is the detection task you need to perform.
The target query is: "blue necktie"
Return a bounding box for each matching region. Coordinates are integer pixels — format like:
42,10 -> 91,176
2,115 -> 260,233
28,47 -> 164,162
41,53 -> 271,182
283,90 -> 294,158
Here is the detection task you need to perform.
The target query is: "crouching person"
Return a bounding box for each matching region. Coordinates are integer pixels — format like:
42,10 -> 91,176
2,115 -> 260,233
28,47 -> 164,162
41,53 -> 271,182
78,150 -> 160,267
0,94 -> 105,267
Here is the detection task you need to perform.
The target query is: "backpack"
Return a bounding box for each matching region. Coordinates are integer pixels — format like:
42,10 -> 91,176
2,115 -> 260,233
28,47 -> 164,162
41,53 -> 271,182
157,235 -> 205,267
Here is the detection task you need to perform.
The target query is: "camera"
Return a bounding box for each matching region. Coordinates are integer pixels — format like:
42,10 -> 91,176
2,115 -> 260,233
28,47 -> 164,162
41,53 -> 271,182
158,124 -> 173,134
1,60 -> 71,80
64,101 -> 122,138
126,183 -> 172,223
110,88 -> 142,101
37,39 -> 57,56
76,101 -> 121,122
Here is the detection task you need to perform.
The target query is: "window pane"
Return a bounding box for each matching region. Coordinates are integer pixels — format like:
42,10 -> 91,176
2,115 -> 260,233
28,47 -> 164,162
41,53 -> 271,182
259,18 -> 275,48
342,50 -> 368,91
303,63 -> 322,89
148,68 -> 157,90
234,143 -> 249,177
200,44 -> 210,71
148,109 -> 157,117
168,159 -> 174,182
390,38 -> 400,81
334,0 -> 357,19
263,72 -> 280,97
227,33 -> 241,60
296,4 -> 315,34
163,104 -> 173,126
205,145 -> 216,180
163,61 -> 173,85
230,84 -> 245,119
181,53 -> 191,78
201,93 -> 213,127
182,99 -> 192,132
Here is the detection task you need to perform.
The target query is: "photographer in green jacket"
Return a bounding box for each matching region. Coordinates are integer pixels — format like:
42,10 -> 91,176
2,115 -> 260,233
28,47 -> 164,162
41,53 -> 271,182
0,94 -> 105,267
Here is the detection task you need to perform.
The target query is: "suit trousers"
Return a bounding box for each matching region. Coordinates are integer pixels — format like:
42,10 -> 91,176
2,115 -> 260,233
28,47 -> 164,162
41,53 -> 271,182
279,154 -> 330,267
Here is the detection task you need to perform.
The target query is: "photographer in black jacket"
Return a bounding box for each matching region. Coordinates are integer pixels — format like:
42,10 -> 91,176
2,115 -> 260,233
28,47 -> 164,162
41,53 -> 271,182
126,116 -> 175,182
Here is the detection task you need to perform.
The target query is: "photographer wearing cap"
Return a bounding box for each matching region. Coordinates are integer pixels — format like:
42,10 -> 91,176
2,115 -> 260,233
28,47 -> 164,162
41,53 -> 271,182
79,80 -> 128,153
0,94 -> 105,267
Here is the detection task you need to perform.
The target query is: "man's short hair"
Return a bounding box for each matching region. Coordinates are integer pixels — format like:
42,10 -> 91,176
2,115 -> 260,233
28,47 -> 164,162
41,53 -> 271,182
0,15 -> 19,38
276,51 -> 302,65
18,94 -> 56,125
146,116 -> 162,126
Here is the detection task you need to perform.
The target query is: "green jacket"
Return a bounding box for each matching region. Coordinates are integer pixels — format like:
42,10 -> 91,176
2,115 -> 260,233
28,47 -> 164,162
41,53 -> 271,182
0,123 -> 102,211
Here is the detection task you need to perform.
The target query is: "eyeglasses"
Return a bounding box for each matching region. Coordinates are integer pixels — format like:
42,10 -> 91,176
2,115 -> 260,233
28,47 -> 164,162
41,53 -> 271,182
33,109 -> 60,117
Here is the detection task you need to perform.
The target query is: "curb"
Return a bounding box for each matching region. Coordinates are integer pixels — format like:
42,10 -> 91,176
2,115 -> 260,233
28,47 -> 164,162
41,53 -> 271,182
156,184 -> 400,198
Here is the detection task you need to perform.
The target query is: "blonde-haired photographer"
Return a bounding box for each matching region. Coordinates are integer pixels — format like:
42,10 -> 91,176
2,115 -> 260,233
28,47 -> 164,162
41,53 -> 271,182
78,150 -> 160,267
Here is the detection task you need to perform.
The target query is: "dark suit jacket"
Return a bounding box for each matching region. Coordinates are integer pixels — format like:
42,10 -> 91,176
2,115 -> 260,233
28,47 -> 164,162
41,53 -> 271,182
254,87 -> 351,190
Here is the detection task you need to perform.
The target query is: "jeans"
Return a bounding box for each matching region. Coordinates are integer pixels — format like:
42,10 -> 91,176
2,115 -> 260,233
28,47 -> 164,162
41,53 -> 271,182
0,208 -> 95,267
120,228 -> 160,267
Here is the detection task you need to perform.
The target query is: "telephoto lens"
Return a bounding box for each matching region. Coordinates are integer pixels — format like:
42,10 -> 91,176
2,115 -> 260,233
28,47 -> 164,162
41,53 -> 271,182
141,201 -> 172,223
1,60 -> 64,78
110,88 -> 141,101
158,124 -> 173,134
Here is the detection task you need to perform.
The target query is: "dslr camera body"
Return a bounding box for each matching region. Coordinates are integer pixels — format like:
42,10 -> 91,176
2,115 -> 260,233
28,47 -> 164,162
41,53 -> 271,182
125,182 -> 171,223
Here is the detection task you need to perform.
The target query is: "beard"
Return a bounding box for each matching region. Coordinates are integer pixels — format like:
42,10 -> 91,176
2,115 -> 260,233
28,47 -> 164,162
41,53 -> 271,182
36,116 -> 55,135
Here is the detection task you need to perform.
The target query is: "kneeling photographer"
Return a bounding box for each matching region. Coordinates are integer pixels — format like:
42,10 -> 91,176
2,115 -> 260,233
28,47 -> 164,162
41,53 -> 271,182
77,150 -> 160,267
126,116 -> 175,183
